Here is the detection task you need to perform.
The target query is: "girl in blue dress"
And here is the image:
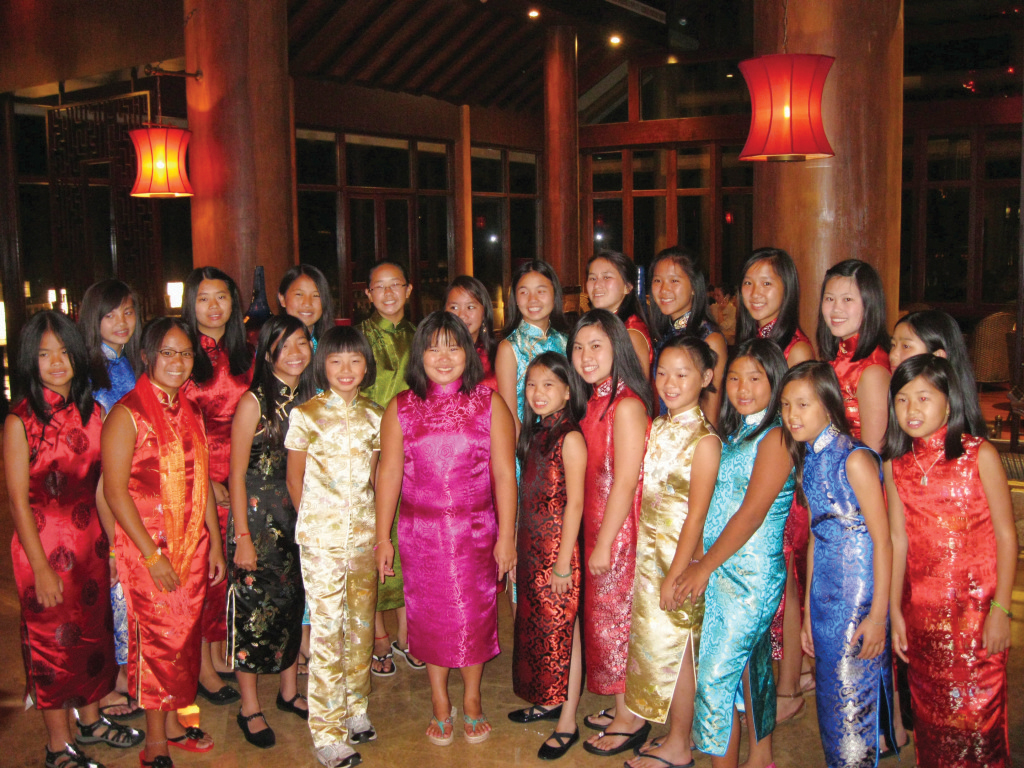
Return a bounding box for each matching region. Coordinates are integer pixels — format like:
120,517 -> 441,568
674,338 -> 794,768
780,362 -> 896,768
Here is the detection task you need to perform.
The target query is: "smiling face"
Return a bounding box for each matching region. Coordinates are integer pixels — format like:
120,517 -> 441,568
99,298 -> 137,354
780,378 -> 831,444
571,324 -> 614,385
524,364 -> 570,418
324,349 -> 367,402
422,330 -> 467,387
365,264 -> 412,324
515,271 -> 556,329
271,329 -> 312,388
820,276 -> 865,341
650,259 -> 694,321
655,346 -> 711,417
193,279 -> 231,339
279,274 -> 323,331
741,260 -> 785,327
446,287 -> 484,342
893,375 -> 949,439
148,327 -> 194,395
586,258 -> 632,313
38,329 -> 73,399
725,355 -> 772,416
889,322 -> 937,370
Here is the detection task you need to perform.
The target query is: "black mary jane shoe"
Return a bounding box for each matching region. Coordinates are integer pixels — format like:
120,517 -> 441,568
45,744 -> 104,768
237,710 -> 276,749
196,681 -> 240,705
276,691 -> 309,720
508,704 -> 563,724
538,728 -> 579,760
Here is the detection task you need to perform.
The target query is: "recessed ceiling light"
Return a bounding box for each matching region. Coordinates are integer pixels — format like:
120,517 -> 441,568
609,35 -> 622,45
528,8 -> 539,18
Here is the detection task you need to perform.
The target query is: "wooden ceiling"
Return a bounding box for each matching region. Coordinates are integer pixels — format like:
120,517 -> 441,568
286,0 -> 671,112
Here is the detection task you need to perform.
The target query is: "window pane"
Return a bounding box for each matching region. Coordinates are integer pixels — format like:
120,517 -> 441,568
509,198 -> 537,262
678,147 -> 711,189
633,149 -> 668,191
902,135 -> 915,184
985,129 -> 1021,180
418,142 -> 448,190
85,184 -> 113,283
348,198 -> 376,286
641,60 -> 750,120
509,151 -> 537,194
384,199 -> 410,275
19,185 -> 53,308
472,198 -> 504,302
899,189 -> 914,305
677,195 -> 710,273
297,192 -> 339,314
16,113 -> 48,176
471,147 -> 503,193
927,134 -> 970,181
346,135 -> 410,188
160,198 -> 193,286
593,152 -> 622,192
633,196 -> 668,264
923,188 -> 969,302
722,146 -> 753,187
593,199 -> 623,253
296,131 -> 337,185
721,194 -> 753,292
417,196 -> 450,315
579,63 -> 629,126
981,187 -> 1020,303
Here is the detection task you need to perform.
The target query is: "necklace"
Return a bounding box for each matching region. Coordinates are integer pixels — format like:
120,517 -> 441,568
911,443 -> 942,485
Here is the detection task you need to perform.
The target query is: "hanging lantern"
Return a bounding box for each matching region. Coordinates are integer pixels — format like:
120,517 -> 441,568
129,126 -> 194,197
738,53 -> 835,162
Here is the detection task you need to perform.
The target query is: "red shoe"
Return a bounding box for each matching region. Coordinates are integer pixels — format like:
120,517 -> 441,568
167,726 -> 214,753
139,749 -> 174,768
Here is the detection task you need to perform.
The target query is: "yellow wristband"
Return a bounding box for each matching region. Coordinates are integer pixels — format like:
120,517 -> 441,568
140,547 -> 162,568
990,599 -> 1014,619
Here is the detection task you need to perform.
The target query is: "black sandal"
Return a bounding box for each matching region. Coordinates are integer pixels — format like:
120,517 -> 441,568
44,744 -> 104,768
77,715 -> 145,748
139,753 -> 174,768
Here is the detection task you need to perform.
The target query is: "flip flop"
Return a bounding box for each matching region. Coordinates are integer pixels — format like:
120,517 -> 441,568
427,706 -> 456,747
391,640 -> 426,670
370,650 -> 396,677
583,708 -> 615,731
625,755 -> 694,768
463,713 -> 491,744
167,726 -> 214,753
582,722 -> 652,757
101,694 -> 144,722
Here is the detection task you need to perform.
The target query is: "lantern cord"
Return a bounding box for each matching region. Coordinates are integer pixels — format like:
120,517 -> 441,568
156,70 -> 162,124
782,0 -> 788,54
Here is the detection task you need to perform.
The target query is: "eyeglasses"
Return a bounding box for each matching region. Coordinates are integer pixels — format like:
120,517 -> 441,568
369,282 -> 407,295
158,348 -> 194,359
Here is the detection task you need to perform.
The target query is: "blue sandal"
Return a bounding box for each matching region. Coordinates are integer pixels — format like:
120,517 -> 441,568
427,706 -> 455,746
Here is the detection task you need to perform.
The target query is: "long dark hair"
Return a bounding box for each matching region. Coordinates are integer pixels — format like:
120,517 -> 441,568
313,325 -> 377,395
736,248 -> 802,350
78,279 -> 142,391
139,317 -> 196,378
893,310 -> 985,437
586,250 -> 650,328
883,355 -> 967,462
647,246 -> 716,342
779,361 -> 851,503
567,309 -> 655,419
250,315 -> 316,446
816,259 -> 889,362
183,267 -> 252,383
278,264 -> 334,342
447,275 -> 496,371
406,311 -> 483,399
656,334 -> 719,395
500,260 -> 570,338
719,338 -> 789,441
16,311 -> 95,426
516,351 -> 587,465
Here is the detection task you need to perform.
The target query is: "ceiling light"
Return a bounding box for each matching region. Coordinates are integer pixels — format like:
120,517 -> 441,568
528,9 -> 539,18
609,35 -> 622,45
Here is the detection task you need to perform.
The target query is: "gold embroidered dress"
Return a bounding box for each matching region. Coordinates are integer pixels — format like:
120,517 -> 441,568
625,405 -> 717,723
285,390 -> 383,750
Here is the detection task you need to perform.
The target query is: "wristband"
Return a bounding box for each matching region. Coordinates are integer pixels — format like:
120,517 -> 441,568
991,599 -> 1014,619
552,568 -> 571,579
373,540 -> 392,551
109,547 -> 116,559
140,547 -> 162,568
234,532 -> 251,543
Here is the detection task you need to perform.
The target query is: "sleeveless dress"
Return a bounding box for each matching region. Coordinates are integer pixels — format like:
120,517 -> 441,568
395,380 -> 500,668
512,411 -> 581,706
694,411 -> 794,756
227,380 -> 304,674
476,338 -> 498,392
624,405 -> 717,723
804,425 -> 896,768
507,321 -> 568,421
185,333 -> 253,645
11,391 -> 116,709
580,378 -> 651,695
828,334 -> 890,441
624,313 -> 654,365
891,428 -> 1008,768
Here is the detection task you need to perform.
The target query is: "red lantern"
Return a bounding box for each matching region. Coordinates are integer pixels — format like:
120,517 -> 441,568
129,126 -> 194,197
738,54 -> 835,162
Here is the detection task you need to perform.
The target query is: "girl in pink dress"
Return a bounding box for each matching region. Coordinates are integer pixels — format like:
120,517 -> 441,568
375,311 -> 517,747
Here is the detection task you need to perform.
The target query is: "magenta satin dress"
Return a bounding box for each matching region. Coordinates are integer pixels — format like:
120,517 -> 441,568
395,379 -> 500,668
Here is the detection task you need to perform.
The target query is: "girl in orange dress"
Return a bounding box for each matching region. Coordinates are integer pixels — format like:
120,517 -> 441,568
103,318 -> 226,768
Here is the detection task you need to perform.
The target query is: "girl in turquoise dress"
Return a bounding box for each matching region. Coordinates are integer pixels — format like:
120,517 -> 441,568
674,338 -> 795,768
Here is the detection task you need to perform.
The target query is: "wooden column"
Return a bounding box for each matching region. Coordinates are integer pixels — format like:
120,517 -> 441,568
543,26 -> 580,304
0,95 -> 23,407
453,105 -> 473,277
183,0 -> 294,307
752,0 -> 903,342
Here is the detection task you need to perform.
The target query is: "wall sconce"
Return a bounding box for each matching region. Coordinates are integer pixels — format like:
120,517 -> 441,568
130,64 -> 202,198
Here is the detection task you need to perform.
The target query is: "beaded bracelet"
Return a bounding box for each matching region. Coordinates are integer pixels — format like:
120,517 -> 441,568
109,547 -> 116,559
991,599 -> 1014,619
372,540 -> 392,551
552,568 -> 571,579
140,547 -> 162,568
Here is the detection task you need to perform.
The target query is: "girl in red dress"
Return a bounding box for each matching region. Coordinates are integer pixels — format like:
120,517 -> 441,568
568,309 -> 654,757
7,311 -> 138,768
103,318 -> 226,768
446,276 -> 498,392
585,250 -> 653,377
884,354 -> 1016,768
182,267 -> 254,703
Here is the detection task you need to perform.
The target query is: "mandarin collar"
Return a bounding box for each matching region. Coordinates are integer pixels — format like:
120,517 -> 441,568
428,378 -> 463,396
671,311 -> 692,331
102,342 -> 124,361
669,403 -> 703,424
837,334 -> 859,359
743,407 -> 767,426
811,423 -> 840,454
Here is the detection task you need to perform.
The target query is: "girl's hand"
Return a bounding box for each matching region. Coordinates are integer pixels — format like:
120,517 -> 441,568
233,537 -> 257,572
147,554 -> 181,592
550,570 -> 570,594
673,561 -> 709,605
109,556 -> 119,587
890,609 -> 909,663
800,617 -> 815,657
660,577 -> 679,612
211,481 -> 230,507
375,540 -> 394,584
34,564 -> 64,607
588,543 -> 612,576
208,547 -> 227,586
982,608 -> 1012,656
494,536 -> 516,580
852,615 -> 887,660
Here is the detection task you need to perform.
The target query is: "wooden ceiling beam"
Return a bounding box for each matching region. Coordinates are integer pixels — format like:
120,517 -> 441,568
445,25 -> 536,104
325,0 -> 424,81
401,13 -> 496,92
289,0 -> 385,74
474,38 -> 544,105
287,0 -> 339,48
425,18 -> 521,96
377,6 -> 477,88
492,58 -> 543,109
350,1 -> 449,83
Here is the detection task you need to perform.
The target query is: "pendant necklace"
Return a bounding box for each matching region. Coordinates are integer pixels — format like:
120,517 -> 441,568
911,443 -> 942,486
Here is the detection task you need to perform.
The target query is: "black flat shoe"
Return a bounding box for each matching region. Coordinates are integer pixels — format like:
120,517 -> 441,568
581,721 -> 651,757
196,682 -> 240,705
538,728 -> 579,760
508,704 -> 563,724
237,711 -> 276,749
276,691 -> 309,720
216,670 -> 237,682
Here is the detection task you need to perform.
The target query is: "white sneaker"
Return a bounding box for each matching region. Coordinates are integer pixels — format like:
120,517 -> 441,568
316,742 -> 361,768
346,713 -> 377,744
